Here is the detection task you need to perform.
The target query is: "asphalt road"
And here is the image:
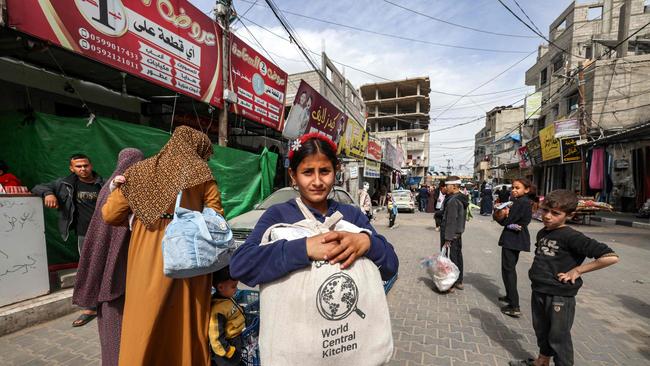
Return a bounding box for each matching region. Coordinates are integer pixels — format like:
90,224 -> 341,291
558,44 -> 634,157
0,209 -> 649,365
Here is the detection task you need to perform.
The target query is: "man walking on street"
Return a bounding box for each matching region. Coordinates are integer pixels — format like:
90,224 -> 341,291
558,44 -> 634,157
418,184 -> 429,212
32,154 -> 104,327
440,176 -> 469,292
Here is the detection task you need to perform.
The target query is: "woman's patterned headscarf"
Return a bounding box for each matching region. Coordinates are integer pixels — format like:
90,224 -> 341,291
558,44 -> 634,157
121,126 -> 214,227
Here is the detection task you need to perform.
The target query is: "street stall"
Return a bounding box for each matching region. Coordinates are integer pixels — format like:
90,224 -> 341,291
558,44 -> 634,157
572,198 -> 614,225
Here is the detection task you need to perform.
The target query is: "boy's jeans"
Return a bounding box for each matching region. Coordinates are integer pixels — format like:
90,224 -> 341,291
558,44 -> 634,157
531,291 -> 576,366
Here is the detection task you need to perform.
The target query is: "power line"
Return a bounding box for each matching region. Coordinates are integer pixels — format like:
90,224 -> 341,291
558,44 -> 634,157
432,53 -> 535,120
239,0 -> 530,54
240,14 -> 536,101
509,0 -> 544,36
383,0 -> 535,38
496,0 -> 583,59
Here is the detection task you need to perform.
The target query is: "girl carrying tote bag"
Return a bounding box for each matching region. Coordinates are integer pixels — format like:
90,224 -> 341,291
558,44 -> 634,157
257,198 -> 393,366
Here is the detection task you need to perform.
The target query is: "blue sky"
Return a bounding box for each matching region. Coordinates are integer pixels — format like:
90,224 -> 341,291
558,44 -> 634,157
191,0 -> 576,174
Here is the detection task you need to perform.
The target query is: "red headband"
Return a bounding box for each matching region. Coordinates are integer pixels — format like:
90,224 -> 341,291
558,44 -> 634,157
288,132 -> 338,162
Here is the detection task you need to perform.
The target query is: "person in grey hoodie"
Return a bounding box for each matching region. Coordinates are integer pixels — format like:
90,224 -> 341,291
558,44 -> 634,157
440,176 -> 469,291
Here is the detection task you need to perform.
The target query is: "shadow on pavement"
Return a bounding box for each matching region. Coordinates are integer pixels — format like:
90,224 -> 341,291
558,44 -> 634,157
617,294 -> 650,319
464,271 -> 502,308
417,276 -> 451,295
469,308 -> 533,360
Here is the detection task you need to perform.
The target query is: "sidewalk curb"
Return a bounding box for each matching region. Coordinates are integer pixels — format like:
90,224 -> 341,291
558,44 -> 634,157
0,289 -> 76,336
591,216 -> 650,230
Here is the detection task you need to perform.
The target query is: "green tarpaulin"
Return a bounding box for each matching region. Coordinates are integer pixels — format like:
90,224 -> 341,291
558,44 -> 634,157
0,112 -> 277,265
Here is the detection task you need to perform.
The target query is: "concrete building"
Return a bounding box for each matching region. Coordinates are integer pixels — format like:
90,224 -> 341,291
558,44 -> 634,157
360,77 -> 431,186
284,52 -> 367,200
285,52 -> 366,124
523,0 -> 650,211
473,106 -> 525,183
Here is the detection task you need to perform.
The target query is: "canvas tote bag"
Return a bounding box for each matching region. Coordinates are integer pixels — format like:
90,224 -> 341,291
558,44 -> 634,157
257,198 -> 393,365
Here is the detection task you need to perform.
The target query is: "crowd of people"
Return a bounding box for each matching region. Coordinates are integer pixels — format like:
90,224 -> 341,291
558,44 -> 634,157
1,126 -> 621,366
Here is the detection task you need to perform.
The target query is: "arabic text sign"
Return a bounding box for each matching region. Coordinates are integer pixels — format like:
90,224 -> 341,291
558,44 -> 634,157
561,138 -> 582,163
282,80 -> 345,142
525,92 -> 542,120
366,136 -> 382,161
539,124 -> 560,161
230,33 -> 287,130
382,139 -> 401,170
518,146 -> 530,168
8,0 -> 223,106
554,119 -> 580,138
363,159 -> 381,178
337,118 -> 368,159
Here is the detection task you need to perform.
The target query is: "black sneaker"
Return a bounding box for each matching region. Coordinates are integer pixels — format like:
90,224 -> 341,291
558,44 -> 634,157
501,305 -> 521,318
498,296 -> 509,303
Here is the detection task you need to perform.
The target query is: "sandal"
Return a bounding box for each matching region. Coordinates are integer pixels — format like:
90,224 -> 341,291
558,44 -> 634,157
501,305 -> 521,318
72,312 -> 97,327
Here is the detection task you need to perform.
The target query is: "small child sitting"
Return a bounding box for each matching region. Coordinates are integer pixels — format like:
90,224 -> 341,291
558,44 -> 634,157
209,266 -> 245,366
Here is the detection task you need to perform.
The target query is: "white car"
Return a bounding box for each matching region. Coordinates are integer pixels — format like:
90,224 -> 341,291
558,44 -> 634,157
228,186 -> 357,247
391,189 -> 416,213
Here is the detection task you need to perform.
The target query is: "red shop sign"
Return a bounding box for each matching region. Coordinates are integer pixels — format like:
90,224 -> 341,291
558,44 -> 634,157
8,0 -> 223,107
366,136 -> 382,161
229,33 -> 287,130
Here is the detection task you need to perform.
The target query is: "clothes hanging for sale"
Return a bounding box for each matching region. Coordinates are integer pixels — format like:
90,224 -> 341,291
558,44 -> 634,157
589,147 -> 605,190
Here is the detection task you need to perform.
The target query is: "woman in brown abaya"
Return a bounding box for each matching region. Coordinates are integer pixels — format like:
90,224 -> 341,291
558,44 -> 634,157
102,126 -> 223,366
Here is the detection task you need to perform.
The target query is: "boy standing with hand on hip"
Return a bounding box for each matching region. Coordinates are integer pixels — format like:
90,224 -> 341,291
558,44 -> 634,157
510,190 -> 619,366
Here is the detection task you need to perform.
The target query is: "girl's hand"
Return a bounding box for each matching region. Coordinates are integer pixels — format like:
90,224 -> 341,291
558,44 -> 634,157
306,233 -> 339,261
322,231 -> 371,269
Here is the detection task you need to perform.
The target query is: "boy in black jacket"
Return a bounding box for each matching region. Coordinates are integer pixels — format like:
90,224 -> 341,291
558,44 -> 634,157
440,176 -> 469,292
510,190 -> 619,366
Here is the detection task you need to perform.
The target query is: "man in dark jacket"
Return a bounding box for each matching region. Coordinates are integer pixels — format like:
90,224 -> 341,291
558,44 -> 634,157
32,153 -> 104,327
418,185 -> 429,212
440,176 -> 469,291
498,185 -> 511,203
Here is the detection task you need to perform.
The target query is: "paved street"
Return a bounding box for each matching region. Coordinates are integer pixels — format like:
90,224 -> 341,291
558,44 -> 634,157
1,209 -> 649,365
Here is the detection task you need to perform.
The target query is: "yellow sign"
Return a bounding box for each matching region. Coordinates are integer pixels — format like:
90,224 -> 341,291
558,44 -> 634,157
337,118 -> 368,159
540,124 -> 560,161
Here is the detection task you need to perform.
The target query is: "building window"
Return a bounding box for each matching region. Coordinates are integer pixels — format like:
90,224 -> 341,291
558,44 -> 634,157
540,68 -> 548,85
645,0 -> 650,13
587,6 -> 603,21
552,55 -> 564,73
555,19 -> 567,33
566,93 -> 579,113
552,104 -> 560,119
585,45 -> 593,59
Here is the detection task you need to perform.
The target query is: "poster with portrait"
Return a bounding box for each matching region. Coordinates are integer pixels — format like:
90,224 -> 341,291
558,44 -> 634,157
282,80 -> 346,142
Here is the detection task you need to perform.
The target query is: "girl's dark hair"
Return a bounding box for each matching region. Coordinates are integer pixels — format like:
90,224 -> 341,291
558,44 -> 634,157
513,178 -> 538,202
289,137 -> 339,171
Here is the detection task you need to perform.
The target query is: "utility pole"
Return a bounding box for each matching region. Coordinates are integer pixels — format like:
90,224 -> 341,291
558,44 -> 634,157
216,0 -> 232,146
577,64 -> 587,195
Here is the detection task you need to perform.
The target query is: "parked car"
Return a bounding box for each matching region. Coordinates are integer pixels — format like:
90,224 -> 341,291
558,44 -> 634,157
391,189 -> 415,213
228,186 -> 357,247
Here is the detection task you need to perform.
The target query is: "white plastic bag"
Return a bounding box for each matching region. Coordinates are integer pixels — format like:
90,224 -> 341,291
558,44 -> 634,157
421,245 -> 459,292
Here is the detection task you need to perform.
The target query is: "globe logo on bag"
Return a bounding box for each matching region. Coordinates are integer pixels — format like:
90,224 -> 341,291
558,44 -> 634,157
317,273 -> 366,321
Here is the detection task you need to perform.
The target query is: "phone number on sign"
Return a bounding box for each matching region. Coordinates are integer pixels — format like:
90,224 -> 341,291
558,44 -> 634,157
78,28 -> 139,60
82,43 -> 139,69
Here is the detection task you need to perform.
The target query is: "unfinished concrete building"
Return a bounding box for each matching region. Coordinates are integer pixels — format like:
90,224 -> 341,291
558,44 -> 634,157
360,77 -> 431,183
